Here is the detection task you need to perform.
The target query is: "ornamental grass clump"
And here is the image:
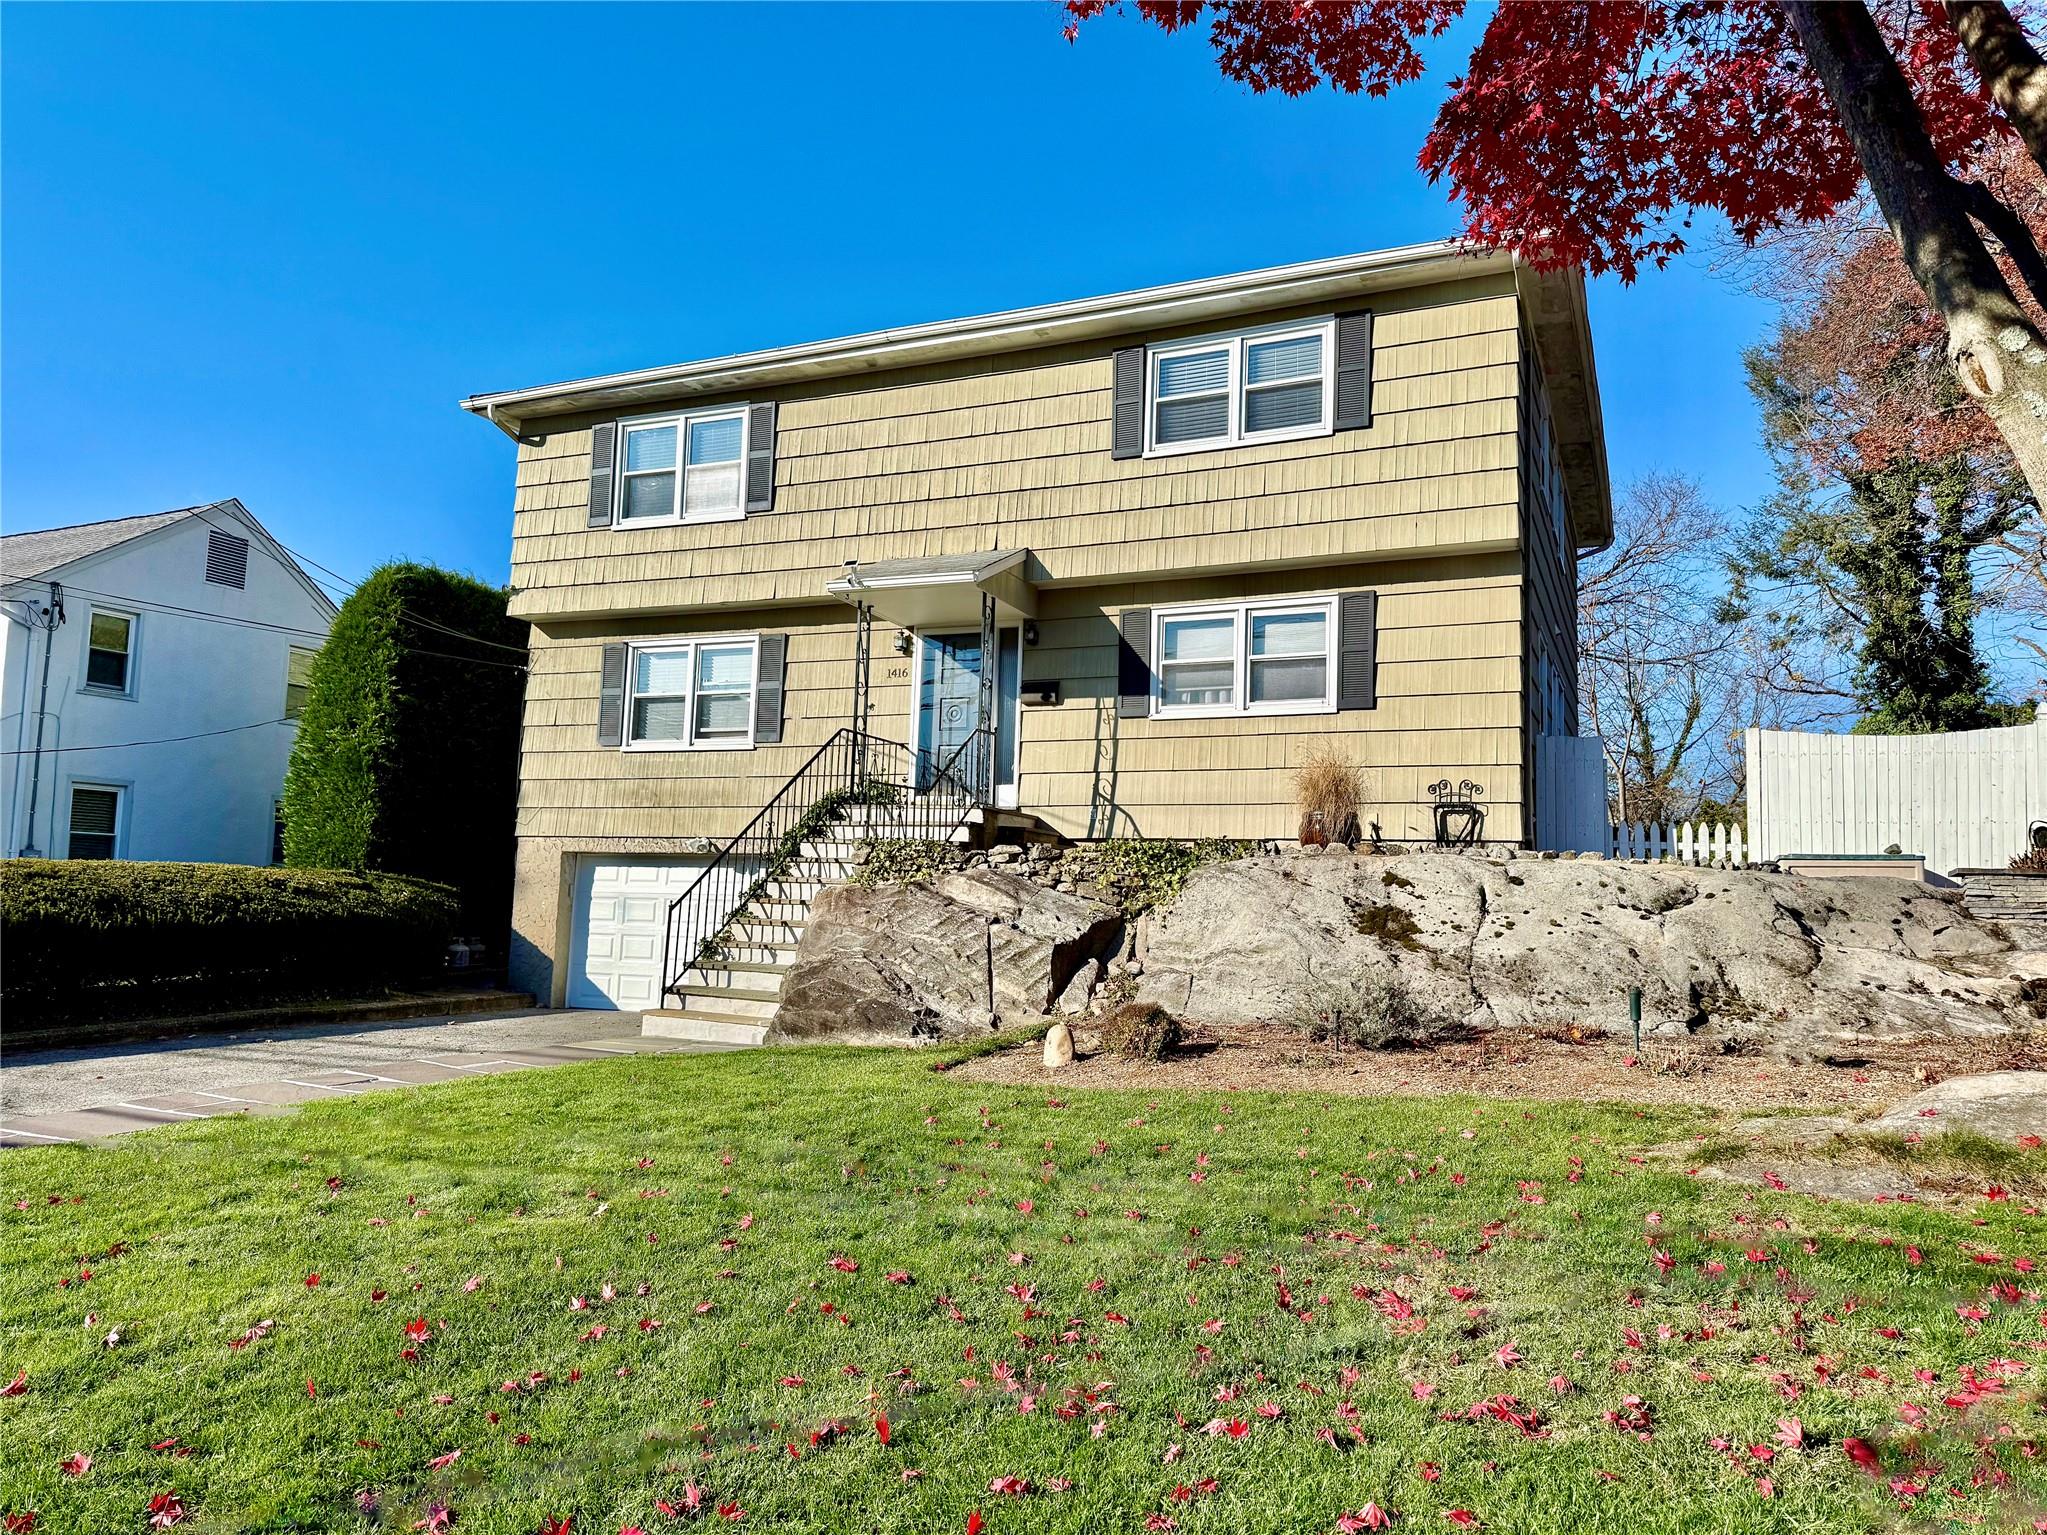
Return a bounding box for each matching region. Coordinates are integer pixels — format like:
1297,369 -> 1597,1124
1100,999 -> 1182,1061
1292,744 -> 1363,846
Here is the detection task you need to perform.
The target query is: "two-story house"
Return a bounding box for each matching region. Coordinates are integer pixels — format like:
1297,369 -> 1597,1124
1,498 -> 336,866
465,242 -> 1611,1022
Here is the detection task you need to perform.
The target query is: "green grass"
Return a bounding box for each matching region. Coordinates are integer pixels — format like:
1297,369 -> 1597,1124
2,1048 -> 2044,1534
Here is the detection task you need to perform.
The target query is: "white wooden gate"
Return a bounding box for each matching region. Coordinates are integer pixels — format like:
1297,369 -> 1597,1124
1745,718 -> 2047,876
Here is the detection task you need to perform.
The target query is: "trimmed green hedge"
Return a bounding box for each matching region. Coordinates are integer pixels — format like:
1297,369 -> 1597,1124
1,860 -> 460,1027
282,562 -> 526,936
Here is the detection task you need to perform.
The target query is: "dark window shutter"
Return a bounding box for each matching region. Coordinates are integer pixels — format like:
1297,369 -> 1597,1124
744,402 -> 777,513
1337,591 -> 1379,710
753,633 -> 788,743
1334,311 -> 1374,431
596,642 -> 627,746
587,423 -> 617,529
1116,607 -> 1153,718
1111,347 -> 1145,460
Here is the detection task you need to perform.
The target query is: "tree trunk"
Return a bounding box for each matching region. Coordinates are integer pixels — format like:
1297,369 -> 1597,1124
1945,2 -> 2047,181
1784,1 -> 2047,513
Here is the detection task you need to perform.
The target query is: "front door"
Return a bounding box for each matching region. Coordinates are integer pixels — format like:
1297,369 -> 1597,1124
915,628 -> 1020,807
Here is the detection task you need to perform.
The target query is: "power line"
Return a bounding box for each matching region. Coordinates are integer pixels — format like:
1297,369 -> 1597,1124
0,717 -> 294,756
187,508 -> 528,659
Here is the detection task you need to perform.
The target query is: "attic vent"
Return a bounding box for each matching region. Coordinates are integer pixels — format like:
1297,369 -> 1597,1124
206,530 -> 249,588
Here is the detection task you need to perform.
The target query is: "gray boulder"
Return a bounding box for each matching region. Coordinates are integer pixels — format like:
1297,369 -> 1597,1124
1867,1071 -> 2047,1139
772,869 -> 1121,1045
1137,854 -> 2044,1057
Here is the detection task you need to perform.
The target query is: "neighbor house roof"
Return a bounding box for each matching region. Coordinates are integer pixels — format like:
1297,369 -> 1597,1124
0,506 -> 200,583
461,241 -> 1613,551
0,498 -> 341,619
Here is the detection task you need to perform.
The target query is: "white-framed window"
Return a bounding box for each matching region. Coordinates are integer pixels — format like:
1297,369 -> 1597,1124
285,644 -> 318,720
82,607 -> 137,696
67,781 -> 125,860
1151,597 -> 1337,718
617,407 -> 749,526
1146,318 -> 1334,456
624,636 -> 760,750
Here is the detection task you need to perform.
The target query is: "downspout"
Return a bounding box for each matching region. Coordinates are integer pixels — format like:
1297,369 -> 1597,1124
18,581 -> 64,857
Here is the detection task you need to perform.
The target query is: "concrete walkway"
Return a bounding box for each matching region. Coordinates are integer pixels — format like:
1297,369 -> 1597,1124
0,1009 -> 724,1147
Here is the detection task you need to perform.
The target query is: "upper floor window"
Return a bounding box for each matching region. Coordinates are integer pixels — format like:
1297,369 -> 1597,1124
285,645 -> 318,720
1152,597 -> 1337,718
84,609 -> 136,695
1147,319 -> 1334,456
625,636 -> 759,750
619,408 -> 748,526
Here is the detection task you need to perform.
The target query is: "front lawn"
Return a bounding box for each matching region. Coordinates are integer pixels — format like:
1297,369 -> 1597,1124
1,1047 -> 2042,1534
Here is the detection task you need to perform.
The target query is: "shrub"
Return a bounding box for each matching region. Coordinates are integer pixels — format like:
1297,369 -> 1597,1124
0,860 -> 459,1029
282,563 -> 526,937
2011,847 -> 2047,874
1292,744 -> 1364,846
855,839 -> 963,887
1288,972 -> 1449,1050
1100,1000 -> 1182,1060
1082,838 -> 1249,913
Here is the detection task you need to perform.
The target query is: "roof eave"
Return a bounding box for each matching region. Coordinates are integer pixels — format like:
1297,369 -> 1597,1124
460,240 -> 1510,436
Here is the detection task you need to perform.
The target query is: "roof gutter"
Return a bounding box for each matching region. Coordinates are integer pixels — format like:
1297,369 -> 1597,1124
459,240 -> 1504,434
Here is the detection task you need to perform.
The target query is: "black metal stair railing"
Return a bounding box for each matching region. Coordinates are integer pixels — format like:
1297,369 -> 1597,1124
658,725 -> 992,1006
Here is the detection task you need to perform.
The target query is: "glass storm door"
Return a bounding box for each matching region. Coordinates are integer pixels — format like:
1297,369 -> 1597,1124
915,629 -> 1020,804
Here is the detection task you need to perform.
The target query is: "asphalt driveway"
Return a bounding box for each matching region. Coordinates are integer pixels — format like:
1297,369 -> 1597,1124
0,1009 -> 714,1145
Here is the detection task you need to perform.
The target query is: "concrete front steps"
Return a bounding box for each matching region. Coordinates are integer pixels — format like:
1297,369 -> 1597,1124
640,833 -> 861,1047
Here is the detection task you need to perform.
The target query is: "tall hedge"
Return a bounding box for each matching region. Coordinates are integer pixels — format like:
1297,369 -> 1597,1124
1,860 -> 460,1029
282,563 -> 526,938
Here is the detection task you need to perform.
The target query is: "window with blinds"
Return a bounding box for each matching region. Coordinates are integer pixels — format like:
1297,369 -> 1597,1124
625,637 -> 760,749
1146,318 -> 1333,455
206,529 -> 250,588
617,408 -> 749,525
285,645 -> 318,719
68,783 -> 122,860
1150,598 -> 1337,718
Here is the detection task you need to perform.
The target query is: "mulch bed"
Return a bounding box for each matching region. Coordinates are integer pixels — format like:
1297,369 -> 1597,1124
950,1019 -> 2042,1114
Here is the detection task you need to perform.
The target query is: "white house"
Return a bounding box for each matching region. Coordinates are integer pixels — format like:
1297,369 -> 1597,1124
0,499 -> 337,865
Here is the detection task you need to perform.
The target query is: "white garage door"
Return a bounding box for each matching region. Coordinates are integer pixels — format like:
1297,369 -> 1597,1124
567,857 -> 714,1011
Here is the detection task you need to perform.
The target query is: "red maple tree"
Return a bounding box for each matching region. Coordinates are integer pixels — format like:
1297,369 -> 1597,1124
1065,1 -> 2047,510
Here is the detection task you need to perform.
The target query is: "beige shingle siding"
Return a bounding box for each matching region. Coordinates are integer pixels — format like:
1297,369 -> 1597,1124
517,556 -> 1527,845
503,272 -> 1546,846
505,279 -> 1522,620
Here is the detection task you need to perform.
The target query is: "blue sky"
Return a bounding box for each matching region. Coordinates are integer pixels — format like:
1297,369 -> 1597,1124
2,2 -> 1780,593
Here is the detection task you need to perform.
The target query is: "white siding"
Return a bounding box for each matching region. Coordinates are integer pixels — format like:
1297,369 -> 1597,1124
0,512 -> 333,865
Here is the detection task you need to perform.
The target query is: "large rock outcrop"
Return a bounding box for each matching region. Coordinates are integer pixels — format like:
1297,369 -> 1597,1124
772,869 -> 1122,1045
1135,853 -> 2045,1057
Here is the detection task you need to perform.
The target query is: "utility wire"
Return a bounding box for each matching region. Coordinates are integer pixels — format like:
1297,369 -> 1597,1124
0,717 -> 294,755
189,508 -> 529,658
25,582 -> 526,670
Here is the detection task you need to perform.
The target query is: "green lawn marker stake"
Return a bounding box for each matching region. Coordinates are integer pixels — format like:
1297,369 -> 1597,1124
1629,985 -> 1643,1055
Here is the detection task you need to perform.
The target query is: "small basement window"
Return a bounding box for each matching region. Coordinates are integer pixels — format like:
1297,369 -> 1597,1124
625,637 -> 759,749
84,609 -> 135,694
68,782 -> 123,860
206,529 -> 250,588
1152,597 -> 1336,718
617,408 -> 748,525
1147,318 -> 1333,455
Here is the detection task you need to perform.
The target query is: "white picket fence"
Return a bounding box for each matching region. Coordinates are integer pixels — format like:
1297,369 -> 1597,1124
1607,820 -> 1750,867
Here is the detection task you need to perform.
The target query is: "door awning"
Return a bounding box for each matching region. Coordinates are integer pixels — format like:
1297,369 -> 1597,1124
824,548 -> 1037,629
